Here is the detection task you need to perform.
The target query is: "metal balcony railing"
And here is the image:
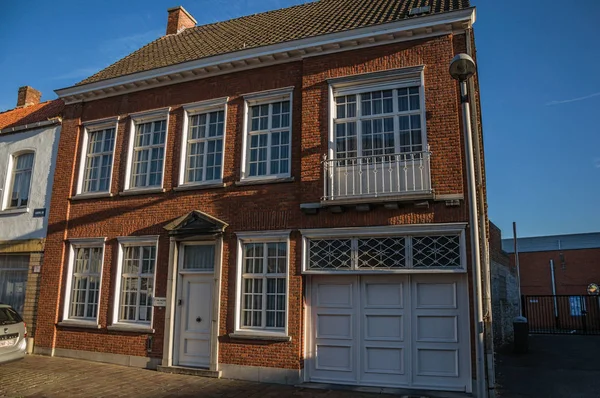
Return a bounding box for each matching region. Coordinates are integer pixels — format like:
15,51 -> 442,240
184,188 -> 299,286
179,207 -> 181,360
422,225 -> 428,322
322,151 -> 432,202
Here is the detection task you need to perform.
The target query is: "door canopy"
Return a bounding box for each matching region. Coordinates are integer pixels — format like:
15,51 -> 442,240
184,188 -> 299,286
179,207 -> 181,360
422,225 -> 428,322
164,210 -> 228,237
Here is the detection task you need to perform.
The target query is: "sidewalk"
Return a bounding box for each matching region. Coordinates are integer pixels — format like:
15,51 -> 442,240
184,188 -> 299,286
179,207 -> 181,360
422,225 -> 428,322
0,355 -> 433,398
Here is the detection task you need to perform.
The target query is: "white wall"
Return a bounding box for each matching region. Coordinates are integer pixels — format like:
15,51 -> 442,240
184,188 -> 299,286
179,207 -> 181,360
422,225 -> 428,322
0,124 -> 60,241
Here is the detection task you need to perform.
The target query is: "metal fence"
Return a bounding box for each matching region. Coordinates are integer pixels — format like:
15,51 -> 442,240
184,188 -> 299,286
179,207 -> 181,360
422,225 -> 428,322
523,295 -> 600,335
322,151 -> 432,201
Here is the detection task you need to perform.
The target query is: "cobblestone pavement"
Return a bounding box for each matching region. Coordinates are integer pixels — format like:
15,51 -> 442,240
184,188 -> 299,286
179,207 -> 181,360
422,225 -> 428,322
0,355 -> 445,398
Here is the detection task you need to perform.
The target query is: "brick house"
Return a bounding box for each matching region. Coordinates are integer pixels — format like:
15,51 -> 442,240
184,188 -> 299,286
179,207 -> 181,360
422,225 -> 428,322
0,86 -> 63,350
35,1 -> 493,395
502,232 -> 600,296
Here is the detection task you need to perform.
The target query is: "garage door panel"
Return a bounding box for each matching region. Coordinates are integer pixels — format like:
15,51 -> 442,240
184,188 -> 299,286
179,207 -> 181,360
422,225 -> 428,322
316,283 -> 354,308
364,346 -> 405,375
416,348 -> 459,377
365,314 -> 404,341
415,282 -> 457,308
416,315 -> 458,343
315,344 -> 353,371
317,313 -> 353,339
364,282 -> 403,308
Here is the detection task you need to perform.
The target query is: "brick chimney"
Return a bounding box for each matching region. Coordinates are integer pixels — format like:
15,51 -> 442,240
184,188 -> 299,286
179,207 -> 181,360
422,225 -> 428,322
166,6 -> 196,35
17,86 -> 42,108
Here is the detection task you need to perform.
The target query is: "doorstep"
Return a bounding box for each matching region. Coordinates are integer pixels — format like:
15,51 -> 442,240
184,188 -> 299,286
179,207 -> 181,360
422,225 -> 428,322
156,365 -> 221,378
295,383 -> 473,398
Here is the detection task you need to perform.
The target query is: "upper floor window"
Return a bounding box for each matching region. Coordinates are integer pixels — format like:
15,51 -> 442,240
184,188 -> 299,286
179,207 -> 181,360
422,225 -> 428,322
179,98 -> 228,186
334,87 -> 424,160
7,152 -> 34,208
125,108 -> 170,191
77,119 -> 118,195
242,88 -> 293,180
331,67 -> 426,161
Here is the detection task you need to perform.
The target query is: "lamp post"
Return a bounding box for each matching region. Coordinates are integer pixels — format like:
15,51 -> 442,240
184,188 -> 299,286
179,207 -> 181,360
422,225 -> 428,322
449,53 -> 486,398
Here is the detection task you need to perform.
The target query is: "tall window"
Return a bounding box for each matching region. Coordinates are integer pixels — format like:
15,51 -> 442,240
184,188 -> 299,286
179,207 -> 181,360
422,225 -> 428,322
8,152 -> 34,208
245,99 -> 291,178
240,242 -> 287,330
118,244 -> 156,324
67,246 -> 103,320
82,127 -> 115,193
184,110 -> 224,184
333,86 -> 424,160
130,119 -> 166,188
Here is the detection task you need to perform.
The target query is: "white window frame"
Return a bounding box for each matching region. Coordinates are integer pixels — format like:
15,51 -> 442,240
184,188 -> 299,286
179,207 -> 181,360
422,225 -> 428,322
234,230 -> 291,338
178,241 -> 217,273
76,117 -> 119,196
328,66 -> 427,161
124,108 -> 171,191
2,150 -> 35,210
241,87 -> 293,181
62,238 -> 106,325
178,98 -> 228,187
300,223 -> 467,274
112,236 -> 159,329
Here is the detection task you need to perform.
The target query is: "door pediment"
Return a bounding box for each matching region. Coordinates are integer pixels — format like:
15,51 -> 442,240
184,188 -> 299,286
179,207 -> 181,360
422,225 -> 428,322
164,210 -> 228,236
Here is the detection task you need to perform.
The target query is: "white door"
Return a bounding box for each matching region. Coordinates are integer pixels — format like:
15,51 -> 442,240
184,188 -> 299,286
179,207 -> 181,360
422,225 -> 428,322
175,243 -> 215,368
309,275 -> 358,384
309,274 -> 470,392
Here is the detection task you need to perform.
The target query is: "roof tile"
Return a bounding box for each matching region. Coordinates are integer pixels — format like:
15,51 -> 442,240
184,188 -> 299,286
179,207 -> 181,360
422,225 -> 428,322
78,0 -> 470,86
0,100 -> 64,132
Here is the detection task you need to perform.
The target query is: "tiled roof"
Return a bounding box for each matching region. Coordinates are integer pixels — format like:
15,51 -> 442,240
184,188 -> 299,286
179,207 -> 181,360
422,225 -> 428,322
78,0 -> 470,85
0,100 -> 64,132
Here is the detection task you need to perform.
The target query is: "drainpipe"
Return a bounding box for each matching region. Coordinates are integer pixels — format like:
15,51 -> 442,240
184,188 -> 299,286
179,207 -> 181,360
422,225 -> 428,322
550,259 -> 559,327
465,28 -> 494,398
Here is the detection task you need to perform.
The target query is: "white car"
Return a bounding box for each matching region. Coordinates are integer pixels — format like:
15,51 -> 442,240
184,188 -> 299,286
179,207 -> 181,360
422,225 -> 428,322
0,303 -> 27,364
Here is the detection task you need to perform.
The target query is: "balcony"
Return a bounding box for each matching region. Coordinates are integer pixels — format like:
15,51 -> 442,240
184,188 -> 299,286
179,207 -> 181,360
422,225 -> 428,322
322,151 -> 433,204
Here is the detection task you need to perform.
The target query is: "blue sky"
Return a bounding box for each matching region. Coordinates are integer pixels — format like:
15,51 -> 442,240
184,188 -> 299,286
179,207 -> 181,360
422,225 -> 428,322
1,0 -> 598,238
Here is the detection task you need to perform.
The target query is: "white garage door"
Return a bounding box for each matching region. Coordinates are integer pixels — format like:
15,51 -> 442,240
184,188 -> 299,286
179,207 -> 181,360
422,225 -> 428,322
308,274 -> 471,392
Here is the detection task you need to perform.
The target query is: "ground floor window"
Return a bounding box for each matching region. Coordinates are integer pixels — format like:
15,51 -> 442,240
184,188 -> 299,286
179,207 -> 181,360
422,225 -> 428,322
115,238 -> 158,325
235,231 -> 290,336
65,243 -> 104,321
0,255 -> 29,314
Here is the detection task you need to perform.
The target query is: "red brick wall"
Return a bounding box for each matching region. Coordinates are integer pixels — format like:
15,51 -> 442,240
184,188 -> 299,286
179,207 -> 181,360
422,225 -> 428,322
36,33 -> 478,370
513,248 -> 600,296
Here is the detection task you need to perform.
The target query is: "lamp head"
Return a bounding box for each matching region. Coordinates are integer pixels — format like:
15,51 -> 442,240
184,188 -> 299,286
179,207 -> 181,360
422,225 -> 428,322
449,53 -> 476,81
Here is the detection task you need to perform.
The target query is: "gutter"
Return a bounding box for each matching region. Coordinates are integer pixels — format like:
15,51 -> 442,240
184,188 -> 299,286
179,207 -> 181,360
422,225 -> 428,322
465,28 -> 495,398
0,117 -> 62,135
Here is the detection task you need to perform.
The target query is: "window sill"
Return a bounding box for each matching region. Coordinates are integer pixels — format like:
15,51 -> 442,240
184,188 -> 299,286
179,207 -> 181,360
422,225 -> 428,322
0,207 -> 29,215
107,324 -> 155,333
57,320 -> 101,330
173,182 -> 226,192
228,332 -> 291,342
119,188 -> 166,197
235,176 -> 294,187
70,192 -> 114,201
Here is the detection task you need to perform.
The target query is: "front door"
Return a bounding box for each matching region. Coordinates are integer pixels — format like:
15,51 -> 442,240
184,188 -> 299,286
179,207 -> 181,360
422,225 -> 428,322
175,243 -> 215,368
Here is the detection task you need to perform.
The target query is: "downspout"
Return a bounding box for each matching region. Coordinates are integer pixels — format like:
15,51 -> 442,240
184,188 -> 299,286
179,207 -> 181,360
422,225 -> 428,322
465,27 -> 495,398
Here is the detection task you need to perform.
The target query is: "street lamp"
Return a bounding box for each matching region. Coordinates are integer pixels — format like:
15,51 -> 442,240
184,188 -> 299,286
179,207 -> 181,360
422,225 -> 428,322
450,53 -> 487,398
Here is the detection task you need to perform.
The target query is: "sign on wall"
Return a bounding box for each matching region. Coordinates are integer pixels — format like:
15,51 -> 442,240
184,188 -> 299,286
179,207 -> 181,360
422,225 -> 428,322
33,208 -> 46,217
588,283 -> 599,296
153,297 -> 167,307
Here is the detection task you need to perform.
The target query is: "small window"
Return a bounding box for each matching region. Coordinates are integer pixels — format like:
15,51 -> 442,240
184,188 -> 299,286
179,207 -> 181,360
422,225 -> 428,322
117,243 -> 157,324
182,244 -> 215,271
82,127 -> 116,193
130,120 -> 167,188
8,152 -> 34,208
183,110 -> 225,184
242,89 -> 293,180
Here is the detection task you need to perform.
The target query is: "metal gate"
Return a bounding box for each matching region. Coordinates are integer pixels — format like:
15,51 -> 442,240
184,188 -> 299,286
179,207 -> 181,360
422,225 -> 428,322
523,295 -> 600,335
